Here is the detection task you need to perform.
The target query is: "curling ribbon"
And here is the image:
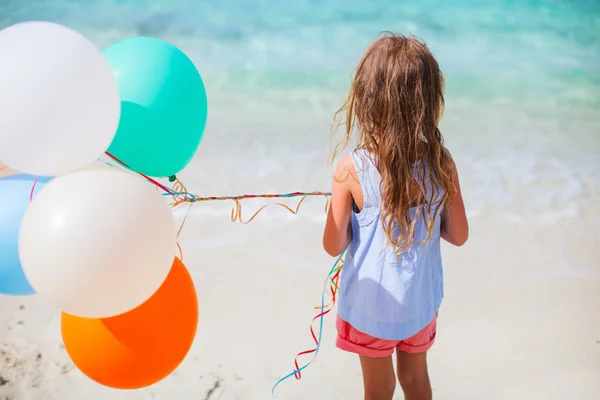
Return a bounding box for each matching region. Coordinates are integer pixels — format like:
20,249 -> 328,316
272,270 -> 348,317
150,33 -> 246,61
103,153 -> 331,226
168,188 -> 331,224
29,177 -> 39,202
270,251 -> 345,398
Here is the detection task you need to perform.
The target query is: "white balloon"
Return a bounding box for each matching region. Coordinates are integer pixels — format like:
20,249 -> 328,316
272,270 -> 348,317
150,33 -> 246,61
0,21 -> 120,177
19,168 -> 176,318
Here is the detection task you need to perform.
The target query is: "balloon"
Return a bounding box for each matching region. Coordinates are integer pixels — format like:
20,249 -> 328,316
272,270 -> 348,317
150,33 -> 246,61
0,21 -> 121,177
0,174 -> 52,295
61,257 -> 198,389
0,164 -> 19,179
19,168 -> 176,318
103,37 -> 207,177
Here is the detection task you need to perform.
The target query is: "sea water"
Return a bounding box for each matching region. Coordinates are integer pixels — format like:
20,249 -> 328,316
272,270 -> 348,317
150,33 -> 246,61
1,0 -> 599,254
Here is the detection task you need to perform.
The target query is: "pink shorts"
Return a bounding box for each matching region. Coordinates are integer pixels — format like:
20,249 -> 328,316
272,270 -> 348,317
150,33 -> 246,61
336,313 -> 438,358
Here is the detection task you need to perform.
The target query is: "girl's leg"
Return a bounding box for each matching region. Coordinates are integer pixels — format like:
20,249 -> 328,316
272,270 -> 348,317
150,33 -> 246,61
395,350 -> 432,400
358,354 -> 396,400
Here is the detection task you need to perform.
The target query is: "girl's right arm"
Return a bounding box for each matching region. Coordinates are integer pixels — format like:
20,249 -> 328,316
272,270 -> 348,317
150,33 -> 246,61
441,163 -> 468,246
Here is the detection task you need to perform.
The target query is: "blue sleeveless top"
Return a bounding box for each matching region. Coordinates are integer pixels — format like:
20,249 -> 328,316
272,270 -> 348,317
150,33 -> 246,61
337,149 -> 445,340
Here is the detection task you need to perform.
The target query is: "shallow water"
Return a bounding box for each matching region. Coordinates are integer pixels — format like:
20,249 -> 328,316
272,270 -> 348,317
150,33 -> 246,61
1,0 -> 599,259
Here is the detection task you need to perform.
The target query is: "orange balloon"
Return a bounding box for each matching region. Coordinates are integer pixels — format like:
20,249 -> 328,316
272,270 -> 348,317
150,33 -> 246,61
61,257 -> 198,389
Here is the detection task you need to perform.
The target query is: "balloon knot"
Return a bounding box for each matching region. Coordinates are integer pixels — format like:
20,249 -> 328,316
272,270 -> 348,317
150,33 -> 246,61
168,175 -> 177,183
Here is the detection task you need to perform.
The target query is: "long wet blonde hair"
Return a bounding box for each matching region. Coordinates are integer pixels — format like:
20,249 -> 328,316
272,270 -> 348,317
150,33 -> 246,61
332,33 -> 456,253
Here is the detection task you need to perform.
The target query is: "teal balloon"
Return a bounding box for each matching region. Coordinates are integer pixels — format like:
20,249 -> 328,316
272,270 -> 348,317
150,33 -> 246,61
0,174 -> 52,296
103,37 -> 207,177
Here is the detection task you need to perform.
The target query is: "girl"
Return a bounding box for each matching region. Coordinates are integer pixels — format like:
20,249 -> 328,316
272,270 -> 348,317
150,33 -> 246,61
323,33 -> 468,400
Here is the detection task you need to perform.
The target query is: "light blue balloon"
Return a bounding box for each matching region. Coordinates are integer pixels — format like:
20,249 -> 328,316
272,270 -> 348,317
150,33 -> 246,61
0,174 -> 52,295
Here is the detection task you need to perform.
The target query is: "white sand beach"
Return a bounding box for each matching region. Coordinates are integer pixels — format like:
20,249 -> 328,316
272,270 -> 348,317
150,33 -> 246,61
1,157 -> 600,400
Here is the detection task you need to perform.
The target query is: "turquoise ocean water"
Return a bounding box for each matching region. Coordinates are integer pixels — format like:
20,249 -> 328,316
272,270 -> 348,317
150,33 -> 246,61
1,0 -> 599,220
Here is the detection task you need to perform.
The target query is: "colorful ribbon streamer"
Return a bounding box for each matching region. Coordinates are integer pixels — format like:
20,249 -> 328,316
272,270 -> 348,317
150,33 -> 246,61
168,189 -> 331,224
104,151 -> 332,225
270,251 -> 344,398
29,177 -> 39,202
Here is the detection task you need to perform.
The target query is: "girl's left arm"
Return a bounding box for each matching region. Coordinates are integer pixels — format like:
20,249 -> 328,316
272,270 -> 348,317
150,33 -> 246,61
323,154 -> 354,257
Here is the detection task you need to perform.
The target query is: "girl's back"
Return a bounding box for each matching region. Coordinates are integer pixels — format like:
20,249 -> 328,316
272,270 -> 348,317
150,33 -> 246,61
337,148 -> 444,341
322,32 -> 468,400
